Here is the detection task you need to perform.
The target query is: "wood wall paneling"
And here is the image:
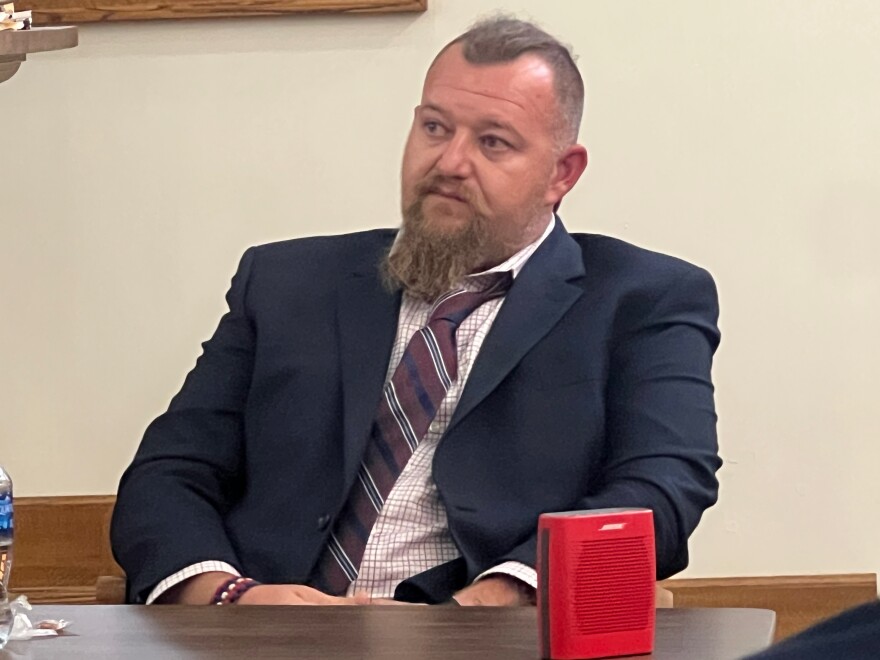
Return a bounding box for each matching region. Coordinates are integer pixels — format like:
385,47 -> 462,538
660,574 -> 878,641
9,495 -> 123,603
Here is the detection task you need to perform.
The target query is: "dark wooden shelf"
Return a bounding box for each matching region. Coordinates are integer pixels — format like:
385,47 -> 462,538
28,0 -> 425,25
0,26 -> 78,84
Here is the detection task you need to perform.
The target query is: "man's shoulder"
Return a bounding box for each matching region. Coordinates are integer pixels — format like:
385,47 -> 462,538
559,232 -> 719,338
249,228 -> 397,264
568,232 -> 713,286
231,229 -> 397,294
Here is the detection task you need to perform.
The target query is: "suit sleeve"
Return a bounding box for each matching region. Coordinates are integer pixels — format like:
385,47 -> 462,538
499,265 -> 722,580
111,248 -> 258,602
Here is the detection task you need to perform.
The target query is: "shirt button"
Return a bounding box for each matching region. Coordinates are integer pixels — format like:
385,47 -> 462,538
317,514 -> 331,531
429,421 -> 441,434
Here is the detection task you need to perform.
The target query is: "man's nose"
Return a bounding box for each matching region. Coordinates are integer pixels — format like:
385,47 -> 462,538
435,134 -> 473,178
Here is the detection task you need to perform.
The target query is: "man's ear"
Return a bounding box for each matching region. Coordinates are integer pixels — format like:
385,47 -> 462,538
545,145 -> 588,207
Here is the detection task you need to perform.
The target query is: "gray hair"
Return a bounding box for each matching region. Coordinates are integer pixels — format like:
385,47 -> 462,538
438,16 -> 584,146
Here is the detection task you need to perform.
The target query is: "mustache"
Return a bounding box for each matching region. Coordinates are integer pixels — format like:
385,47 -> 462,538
414,176 -> 476,206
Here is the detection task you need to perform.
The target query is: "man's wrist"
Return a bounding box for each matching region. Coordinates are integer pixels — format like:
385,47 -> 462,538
157,571 -> 240,605
210,577 -> 262,605
452,575 -> 535,606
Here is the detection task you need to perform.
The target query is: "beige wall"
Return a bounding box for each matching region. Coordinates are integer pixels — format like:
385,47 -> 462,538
2,1 -> 878,582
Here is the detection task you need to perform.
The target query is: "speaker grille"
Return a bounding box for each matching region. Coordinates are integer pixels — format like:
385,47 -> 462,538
570,537 -> 653,635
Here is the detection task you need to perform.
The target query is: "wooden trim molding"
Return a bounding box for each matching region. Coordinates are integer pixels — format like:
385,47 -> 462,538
10,495 -> 878,643
27,0 -> 427,25
661,573 -> 878,641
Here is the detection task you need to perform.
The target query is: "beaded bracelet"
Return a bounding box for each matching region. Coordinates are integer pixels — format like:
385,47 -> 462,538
211,577 -> 261,605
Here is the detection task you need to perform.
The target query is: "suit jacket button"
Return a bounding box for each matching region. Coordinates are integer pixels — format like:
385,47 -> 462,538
317,514 -> 331,531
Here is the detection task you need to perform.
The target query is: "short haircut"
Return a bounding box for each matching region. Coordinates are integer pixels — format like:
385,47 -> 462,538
439,15 -> 585,146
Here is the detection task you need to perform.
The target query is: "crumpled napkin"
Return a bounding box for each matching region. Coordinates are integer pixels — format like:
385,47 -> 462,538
7,596 -> 72,640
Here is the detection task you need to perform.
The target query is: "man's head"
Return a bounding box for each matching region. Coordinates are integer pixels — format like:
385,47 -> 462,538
386,16 -> 589,301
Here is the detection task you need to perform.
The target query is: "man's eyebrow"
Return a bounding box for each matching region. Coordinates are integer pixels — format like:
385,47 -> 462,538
418,104 -> 448,116
479,118 -> 517,132
478,118 -> 525,142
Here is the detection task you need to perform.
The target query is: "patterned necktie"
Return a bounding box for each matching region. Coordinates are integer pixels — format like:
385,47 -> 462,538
314,272 -> 513,595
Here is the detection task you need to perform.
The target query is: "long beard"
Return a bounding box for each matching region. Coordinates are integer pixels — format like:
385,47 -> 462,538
383,188 -> 498,302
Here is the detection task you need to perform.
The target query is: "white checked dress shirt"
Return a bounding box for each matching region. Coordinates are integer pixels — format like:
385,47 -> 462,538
147,217 -> 555,604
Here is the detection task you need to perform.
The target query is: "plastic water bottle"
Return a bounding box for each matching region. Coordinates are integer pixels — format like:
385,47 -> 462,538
0,465 -> 13,649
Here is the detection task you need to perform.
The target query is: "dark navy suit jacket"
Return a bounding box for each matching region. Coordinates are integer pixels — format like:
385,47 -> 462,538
111,220 -> 722,604
748,600 -> 880,660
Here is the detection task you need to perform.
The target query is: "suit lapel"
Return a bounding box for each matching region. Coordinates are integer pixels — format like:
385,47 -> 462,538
448,221 -> 585,431
337,261 -> 401,490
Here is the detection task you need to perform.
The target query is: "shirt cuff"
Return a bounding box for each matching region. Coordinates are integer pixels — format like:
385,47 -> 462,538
474,561 -> 537,590
145,560 -> 241,605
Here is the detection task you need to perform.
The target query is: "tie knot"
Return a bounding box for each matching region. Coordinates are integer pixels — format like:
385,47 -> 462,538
428,271 -> 513,328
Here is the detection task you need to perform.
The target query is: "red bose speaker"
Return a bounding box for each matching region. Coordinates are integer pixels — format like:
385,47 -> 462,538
537,508 -> 656,659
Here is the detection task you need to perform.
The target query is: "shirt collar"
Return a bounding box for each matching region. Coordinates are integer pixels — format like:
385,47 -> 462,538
469,214 -> 556,282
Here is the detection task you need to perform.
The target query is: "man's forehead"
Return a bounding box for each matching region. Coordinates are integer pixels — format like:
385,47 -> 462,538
421,85 -> 530,116
424,44 -> 553,99
422,45 -> 556,114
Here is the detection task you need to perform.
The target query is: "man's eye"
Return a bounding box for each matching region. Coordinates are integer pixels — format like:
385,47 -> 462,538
424,121 -> 445,136
481,135 -> 510,151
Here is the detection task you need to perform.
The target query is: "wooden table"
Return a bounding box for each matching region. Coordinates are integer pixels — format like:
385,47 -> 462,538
1,605 -> 775,659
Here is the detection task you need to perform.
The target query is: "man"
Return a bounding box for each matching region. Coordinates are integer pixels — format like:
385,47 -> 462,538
112,17 -> 721,607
